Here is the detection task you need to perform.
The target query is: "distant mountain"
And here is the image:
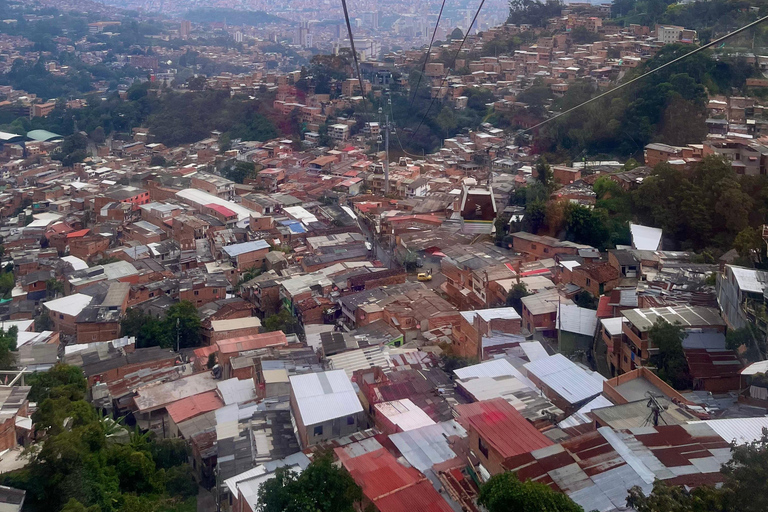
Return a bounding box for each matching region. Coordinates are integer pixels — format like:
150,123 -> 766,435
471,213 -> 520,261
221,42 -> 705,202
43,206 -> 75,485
183,8 -> 292,27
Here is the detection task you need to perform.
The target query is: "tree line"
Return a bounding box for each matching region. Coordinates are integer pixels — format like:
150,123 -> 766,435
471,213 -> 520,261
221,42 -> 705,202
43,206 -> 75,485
2,365 -> 197,512
509,156 -> 768,256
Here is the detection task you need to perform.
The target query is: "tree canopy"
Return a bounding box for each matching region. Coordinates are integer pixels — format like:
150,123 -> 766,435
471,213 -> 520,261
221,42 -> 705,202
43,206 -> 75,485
479,472 -> 583,512
256,454 -> 362,512
648,318 -> 690,390
3,364 -> 196,512
120,300 -> 201,349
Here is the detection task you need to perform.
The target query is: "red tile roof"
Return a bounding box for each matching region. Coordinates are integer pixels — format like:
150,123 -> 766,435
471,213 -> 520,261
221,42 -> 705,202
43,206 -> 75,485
166,390 -> 223,424
455,398 -> 553,459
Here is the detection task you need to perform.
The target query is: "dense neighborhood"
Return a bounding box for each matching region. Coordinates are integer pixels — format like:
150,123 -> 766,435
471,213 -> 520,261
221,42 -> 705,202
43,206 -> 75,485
0,0 -> 767,512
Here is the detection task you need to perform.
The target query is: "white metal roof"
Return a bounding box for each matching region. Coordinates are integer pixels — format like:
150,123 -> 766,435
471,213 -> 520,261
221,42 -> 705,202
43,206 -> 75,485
289,370 -> 362,425
222,240 -> 270,257
460,307 -> 521,324
374,399 -> 435,431
558,304 -> 598,336
691,417 -> 768,445
600,317 -> 627,337
217,378 -> 258,406
176,188 -> 255,221
742,360 -> 768,375
727,265 -> 768,294
389,420 -> 467,472
43,293 -> 93,316
630,223 -> 662,251
524,354 -> 605,405
61,255 -> 89,271
518,341 -> 548,361
283,206 -> 318,226
454,358 -> 538,390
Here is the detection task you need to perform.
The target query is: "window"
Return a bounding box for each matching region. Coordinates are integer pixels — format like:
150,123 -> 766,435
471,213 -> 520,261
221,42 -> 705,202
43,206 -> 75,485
313,425 -> 323,436
478,437 -> 489,458
586,278 -> 592,287
544,248 -> 549,254
194,290 -> 199,296
212,289 -> 218,294
531,243 -> 537,250
347,416 -> 355,426
59,314 -> 64,320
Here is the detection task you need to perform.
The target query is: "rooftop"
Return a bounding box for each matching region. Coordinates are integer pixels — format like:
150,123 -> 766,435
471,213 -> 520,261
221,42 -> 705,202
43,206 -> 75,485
455,398 -> 553,459
289,370 -> 363,426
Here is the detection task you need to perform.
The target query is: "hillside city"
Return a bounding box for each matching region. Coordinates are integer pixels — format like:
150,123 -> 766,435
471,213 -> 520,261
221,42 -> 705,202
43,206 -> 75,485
0,0 -> 768,511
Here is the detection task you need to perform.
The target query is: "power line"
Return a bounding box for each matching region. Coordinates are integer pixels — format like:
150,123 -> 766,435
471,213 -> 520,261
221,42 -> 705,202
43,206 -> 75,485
409,0 -> 487,145
522,13 -> 768,134
387,93 -> 426,159
409,0 -> 447,109
340,0 -> 368,118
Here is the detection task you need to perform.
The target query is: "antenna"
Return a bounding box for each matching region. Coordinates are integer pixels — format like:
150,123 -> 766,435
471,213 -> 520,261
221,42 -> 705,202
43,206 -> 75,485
645,392 -> 668,427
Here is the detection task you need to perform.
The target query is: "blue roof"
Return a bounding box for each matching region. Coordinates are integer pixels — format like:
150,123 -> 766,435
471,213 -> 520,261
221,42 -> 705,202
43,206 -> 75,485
279,220 -> 306,234
222,240 -> 270,257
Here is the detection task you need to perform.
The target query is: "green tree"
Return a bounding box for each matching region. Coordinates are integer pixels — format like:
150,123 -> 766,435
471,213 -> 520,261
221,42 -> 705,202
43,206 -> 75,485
535,156 -> 553,189
505,283 -> 530,313
436,105 -> 458,138
257,454 -> 362,512
565,204 -> 609,249
120,308 -> 169,349
53,133 -> 88,167
734,226 -> 764,265
218,132 -> 232,153
149,155 -> 166,167
263,308 -> 300,335
627,480 -> 724,512
648,318 -> 690,390
0,327 -> 17,369
164,301 -> 201,349
222,161 -> 257,184
0,271 -> 13,298
479,472 -> 583,512
573,291 -> 598,309
27,363 -> 87,402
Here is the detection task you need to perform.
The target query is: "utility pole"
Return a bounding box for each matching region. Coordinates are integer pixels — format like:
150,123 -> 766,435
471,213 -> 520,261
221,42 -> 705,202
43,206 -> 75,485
176,317 -> 180,353
384,113 -> 390,196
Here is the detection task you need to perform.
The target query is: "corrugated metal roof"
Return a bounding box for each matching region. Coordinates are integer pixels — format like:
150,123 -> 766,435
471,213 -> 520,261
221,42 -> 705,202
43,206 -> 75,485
289,370 -> 363,425
454,398 -> 553,459
558,395 -> 614,428
459,307 -> 521,324
375,399 -> 436,431
600,317 -> 626,337
337,447 -> 454,511
389,420 -> 467,472
524,354 -> 605,406
166,390 -> 223,424
518,341 -> 548,362
557,304 -> 598,336
691,417 -> 768,445
216,378 -> 257,405
222,240 -> 270,257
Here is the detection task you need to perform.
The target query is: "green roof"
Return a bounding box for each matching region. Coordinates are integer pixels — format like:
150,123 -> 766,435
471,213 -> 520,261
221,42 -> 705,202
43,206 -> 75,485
26,129 -> 63,142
